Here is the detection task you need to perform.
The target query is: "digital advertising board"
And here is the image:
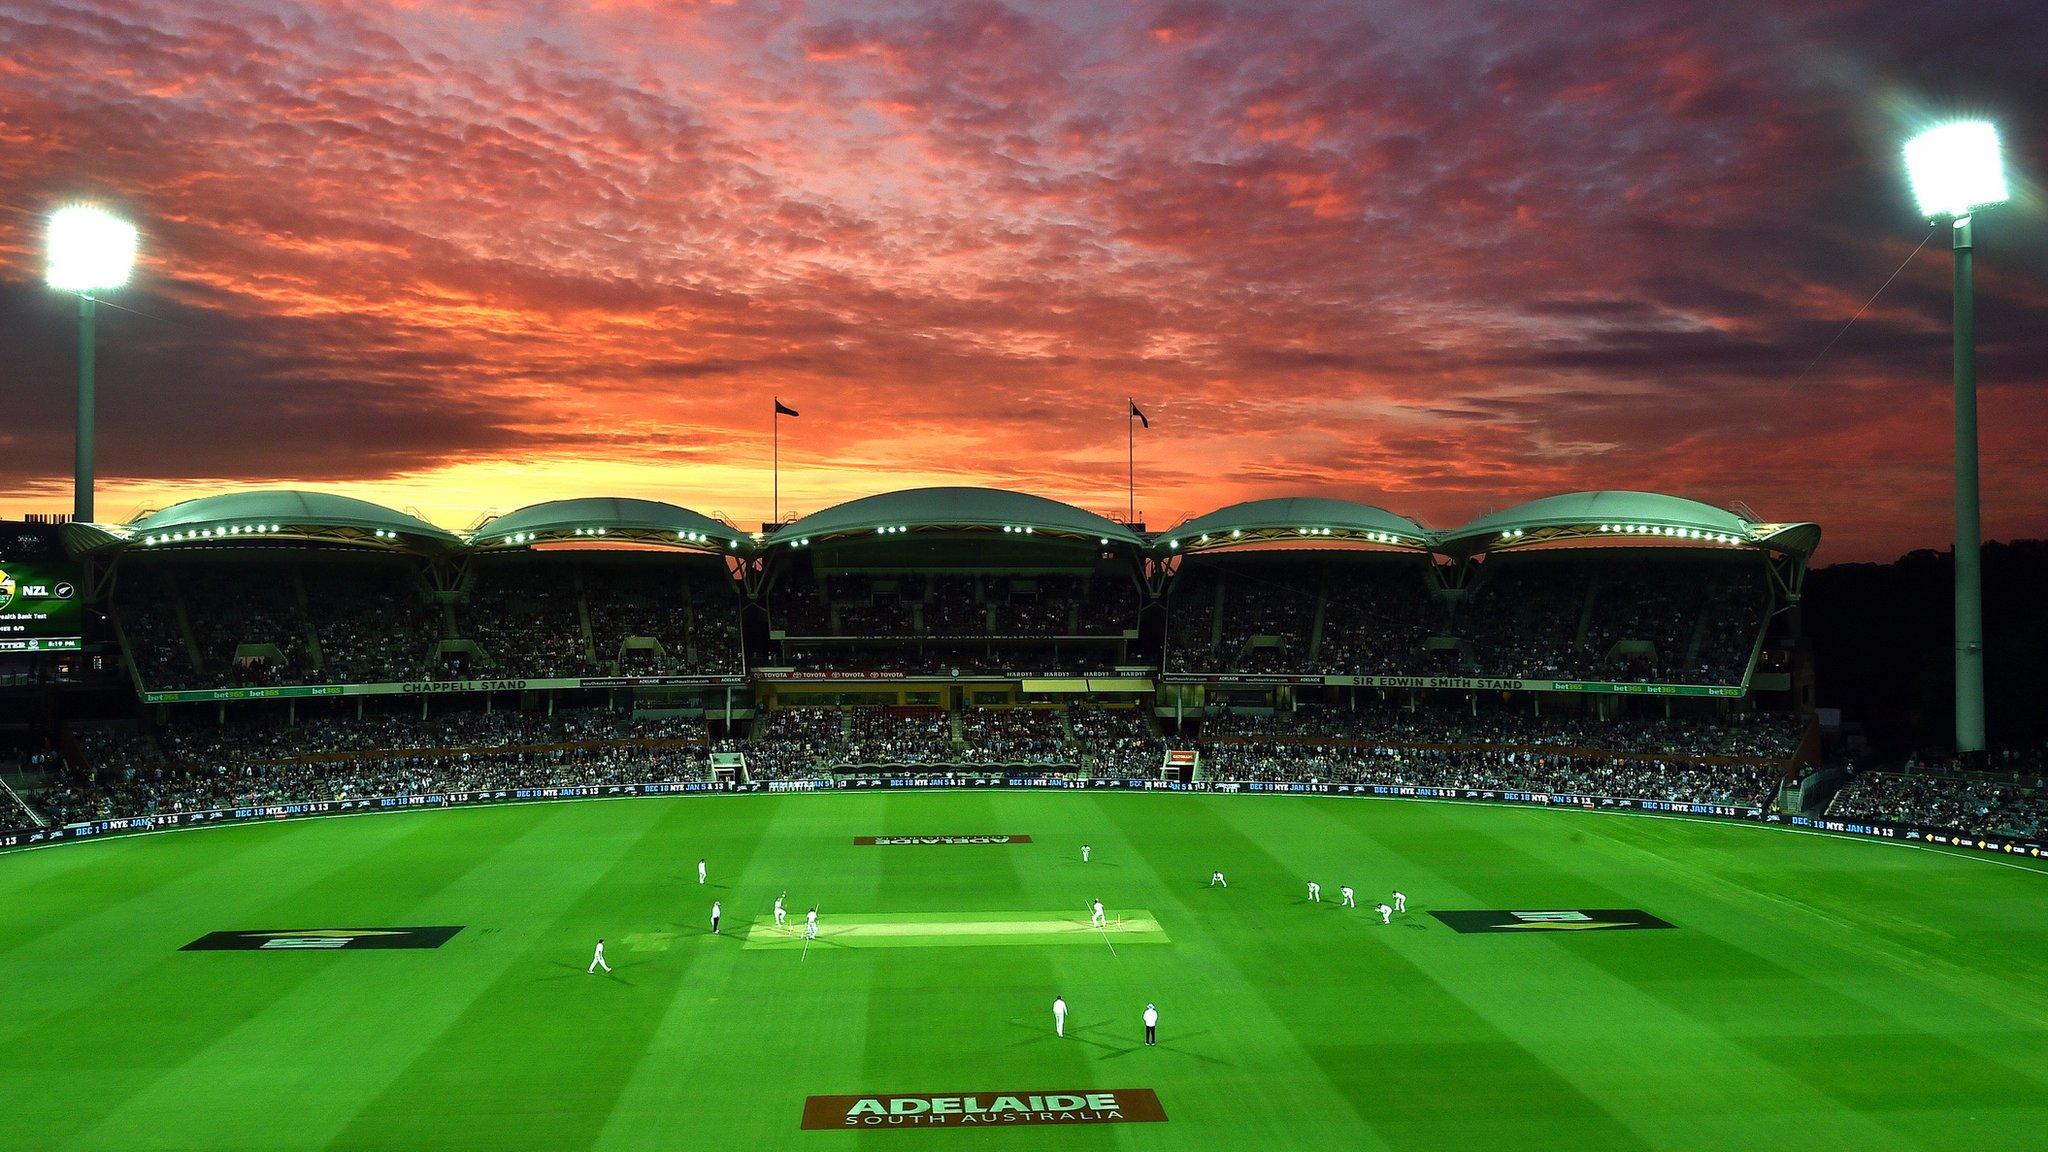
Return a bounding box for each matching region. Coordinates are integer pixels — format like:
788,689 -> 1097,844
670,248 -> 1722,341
0,559 -> 84,652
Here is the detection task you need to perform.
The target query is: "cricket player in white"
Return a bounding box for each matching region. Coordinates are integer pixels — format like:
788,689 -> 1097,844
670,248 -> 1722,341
1053,995 -> 1067,1037
1210,870 -> 1227,887
697,858 -> 707,885
805,907 -> 818,940
1307,881 -> 1321,902
1090,899 -> 1107,929
1081,844 -> 1091,863
1376,903 -> 1393,924
1340,885 -> 1355,907
711,900 -> 721,935
1143,1003 -> 1158,1046
774,894 -> 787,929
588,938 -> 611,973
1393,889 -> 1407,913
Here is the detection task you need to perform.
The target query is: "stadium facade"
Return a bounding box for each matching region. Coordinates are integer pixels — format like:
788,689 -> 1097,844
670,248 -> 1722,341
14,484 -> 1817,712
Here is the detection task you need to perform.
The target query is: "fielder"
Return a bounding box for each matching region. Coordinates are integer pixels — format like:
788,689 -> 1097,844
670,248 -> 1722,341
1210,870 -> 1227,887
1393,889 -> 1407,913
697,858 -> 707,885
1091,899 -> 1107,929
588,938 -> 611,973
1307,881 -> 1321,903
1143,1003 -> 1158,1047
1376,902 -> 1393,924
1340,885 -> 1356,908
711,900 -> 721,935
1053,995 -> 1067,1038
774,893 -> 788,930
805,906 -> 819,941
1082,844 -> 1091,863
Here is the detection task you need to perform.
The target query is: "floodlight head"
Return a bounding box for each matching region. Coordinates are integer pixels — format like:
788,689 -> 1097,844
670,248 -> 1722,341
47,205 -> 138,292
1904,121 -> 2009,219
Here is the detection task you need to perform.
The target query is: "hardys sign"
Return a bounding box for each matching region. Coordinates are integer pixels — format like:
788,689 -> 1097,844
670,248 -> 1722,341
801,1089 -> 1166,1130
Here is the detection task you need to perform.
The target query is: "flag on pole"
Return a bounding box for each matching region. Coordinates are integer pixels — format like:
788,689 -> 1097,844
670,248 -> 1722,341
775,399 -> 800,418
1129,400 -> 1148,428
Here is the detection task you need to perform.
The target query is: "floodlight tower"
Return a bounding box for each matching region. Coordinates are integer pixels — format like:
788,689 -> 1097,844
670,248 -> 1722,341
1903,121 -> 2009,756
46,205 -> 139,524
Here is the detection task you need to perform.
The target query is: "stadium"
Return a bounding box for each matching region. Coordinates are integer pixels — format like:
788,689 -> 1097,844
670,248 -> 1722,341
8,4 -> 2048,1149
5,480 -> 2046,1150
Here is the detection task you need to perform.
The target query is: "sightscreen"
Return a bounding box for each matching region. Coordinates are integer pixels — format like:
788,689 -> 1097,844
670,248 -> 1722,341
0,558 -> 83,651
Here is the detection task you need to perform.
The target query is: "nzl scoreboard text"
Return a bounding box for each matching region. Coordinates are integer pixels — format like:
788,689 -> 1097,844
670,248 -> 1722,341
0,559 -> 83,652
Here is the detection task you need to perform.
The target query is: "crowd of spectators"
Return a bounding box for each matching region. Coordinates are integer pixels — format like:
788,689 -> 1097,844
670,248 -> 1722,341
113,556 -> 753,691
302,565 -> 444,683
769,570 -> 1141,641
584,565 -> 744,675
32,744 -> 711,827
1067,704 -> 1163,776
1455,558 -> 1768,683
25,705 -> 2048,845
157,711 -> 703,768
774,643 -> 1110,675
1196,708 -> 1807,762
1204,743 -> 1779,807
957,707 -> 1070,765
843,707 -> 956,765
1167,555 -> 1769,685
26,711 -> 711,827
733,708 -> 844,780
1828,766 -> 2047,838
1312,568 -> 1441,676
736,705 -> 1161,776
458,562 -> 590,678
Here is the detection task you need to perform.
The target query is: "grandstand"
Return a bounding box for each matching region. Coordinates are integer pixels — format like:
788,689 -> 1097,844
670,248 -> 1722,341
759,487 -> 1148,680
8,481 -> 1929,838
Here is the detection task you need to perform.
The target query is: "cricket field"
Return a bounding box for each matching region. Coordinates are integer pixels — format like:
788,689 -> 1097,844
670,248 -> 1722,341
4,790 -> 2046,1150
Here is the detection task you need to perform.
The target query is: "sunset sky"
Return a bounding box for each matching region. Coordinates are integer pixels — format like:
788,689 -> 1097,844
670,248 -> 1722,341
1,0 -> 2043,561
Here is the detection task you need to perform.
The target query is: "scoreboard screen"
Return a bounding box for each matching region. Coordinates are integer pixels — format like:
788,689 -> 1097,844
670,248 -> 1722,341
0,558 -> 83,652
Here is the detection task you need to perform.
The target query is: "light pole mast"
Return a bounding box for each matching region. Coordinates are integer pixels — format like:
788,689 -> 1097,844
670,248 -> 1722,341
47,205 -> 138,525
76,293 -> 97,524
1949,215 -> 1985,754
1903,121 -> 2008,757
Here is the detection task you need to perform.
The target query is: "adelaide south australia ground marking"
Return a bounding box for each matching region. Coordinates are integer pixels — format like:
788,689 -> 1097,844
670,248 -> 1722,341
801,1089 -> 1167,1130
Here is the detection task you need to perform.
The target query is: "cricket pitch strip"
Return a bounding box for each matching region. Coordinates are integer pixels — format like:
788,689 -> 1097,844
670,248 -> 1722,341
741,910 -> 1170,949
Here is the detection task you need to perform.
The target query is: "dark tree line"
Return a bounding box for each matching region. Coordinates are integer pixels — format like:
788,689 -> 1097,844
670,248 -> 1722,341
1804,540 -> 2048,757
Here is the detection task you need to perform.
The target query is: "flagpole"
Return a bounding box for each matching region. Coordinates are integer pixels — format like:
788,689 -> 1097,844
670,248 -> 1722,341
773,405 -> 780,527
1127,398 -> 1134,526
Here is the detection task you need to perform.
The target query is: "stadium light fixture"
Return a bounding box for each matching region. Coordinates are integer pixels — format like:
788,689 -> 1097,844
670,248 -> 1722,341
1905,120 -> 2011,757
1905,122 -> 2008,219
47,205 -> 138,524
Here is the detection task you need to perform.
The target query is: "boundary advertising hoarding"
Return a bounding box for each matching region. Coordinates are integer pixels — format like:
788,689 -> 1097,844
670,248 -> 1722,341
1166,672 -> 1745,697
7,776 -> 2039,865
139,674 -> 747,704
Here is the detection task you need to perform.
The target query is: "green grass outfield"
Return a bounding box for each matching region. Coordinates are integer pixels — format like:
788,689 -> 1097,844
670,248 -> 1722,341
4,790 -> 2047,1150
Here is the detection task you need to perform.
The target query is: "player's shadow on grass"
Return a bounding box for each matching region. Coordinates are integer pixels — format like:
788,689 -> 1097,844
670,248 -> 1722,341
535,961 -> 635,986
1004,1018 -> 1121,1055
1100,1030 -> 1231,1067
